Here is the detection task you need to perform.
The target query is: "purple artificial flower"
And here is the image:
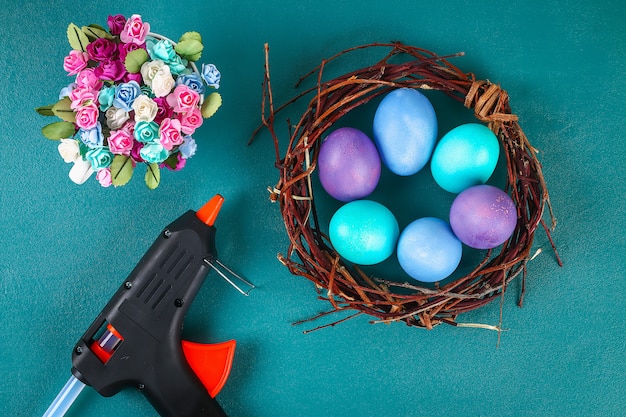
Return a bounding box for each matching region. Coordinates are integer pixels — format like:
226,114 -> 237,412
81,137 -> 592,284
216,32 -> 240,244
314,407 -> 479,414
94,59 -> 126,82
118,42 -> 146,63
107,14 -> 127,35
86,38 -> 117,62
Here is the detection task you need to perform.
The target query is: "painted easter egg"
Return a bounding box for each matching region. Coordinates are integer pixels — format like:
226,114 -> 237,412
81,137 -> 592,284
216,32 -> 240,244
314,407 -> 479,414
431,123 -> 500,193
318,127 -> 381,202
397,217 -> 463,283
329,200 -> 399,265
449,185 -> 517,249
372,88 -> 437,176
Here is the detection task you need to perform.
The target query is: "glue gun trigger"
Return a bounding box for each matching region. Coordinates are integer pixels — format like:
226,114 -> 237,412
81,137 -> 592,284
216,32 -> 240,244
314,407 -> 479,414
181,339 -> 236,398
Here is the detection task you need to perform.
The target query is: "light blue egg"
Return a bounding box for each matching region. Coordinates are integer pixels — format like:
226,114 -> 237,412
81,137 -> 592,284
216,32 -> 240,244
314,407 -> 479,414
329,200 -> 399,265
397,217 -> 462,283
373,88 -> 438,176
430,123 -> 500,193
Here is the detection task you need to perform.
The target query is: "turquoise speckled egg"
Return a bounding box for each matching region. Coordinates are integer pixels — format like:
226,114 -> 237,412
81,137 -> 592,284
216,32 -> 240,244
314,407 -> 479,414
329,200 -> 399,265
373,88 -> 438,176
430,123 -> 500,193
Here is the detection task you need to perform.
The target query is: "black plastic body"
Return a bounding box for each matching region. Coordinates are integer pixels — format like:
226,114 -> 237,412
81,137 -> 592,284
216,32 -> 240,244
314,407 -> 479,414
71,210 -> 228,417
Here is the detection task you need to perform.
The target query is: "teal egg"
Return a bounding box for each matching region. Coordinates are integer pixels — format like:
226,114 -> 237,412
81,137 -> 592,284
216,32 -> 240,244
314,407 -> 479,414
430,123 -> 500,193
329,200 -> 399,265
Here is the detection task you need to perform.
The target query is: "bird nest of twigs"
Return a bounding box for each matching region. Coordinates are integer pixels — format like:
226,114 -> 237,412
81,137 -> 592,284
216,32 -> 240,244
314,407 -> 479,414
251,42 -> 561,334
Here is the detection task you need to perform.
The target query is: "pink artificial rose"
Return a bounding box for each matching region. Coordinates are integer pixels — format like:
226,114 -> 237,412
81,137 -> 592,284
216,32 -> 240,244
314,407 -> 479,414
69,87 -> 97,109
166,85 -> 200,114
75,68 -> 103,91
120,120 -> 136,136
74,103 -> 99,130
63,50 -> 89,75
94,59 -> 126,82
86,38 -> 117,62
179,108 -> 203,135
96,168 -> 112,187
159,118 -> 183,150
107,130 -> 134,155
120,14 -> 150,45
152,96 -> 173,124
107,14 -> 127,35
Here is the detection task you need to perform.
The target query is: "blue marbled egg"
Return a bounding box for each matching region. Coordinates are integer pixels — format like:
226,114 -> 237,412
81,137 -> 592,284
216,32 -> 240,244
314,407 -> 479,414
373,88 -> 438,176
397,217 -> 463,283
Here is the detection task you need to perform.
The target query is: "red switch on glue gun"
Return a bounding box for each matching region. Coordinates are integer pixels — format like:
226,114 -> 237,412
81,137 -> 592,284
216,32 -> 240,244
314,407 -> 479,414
42,195 -> 254,417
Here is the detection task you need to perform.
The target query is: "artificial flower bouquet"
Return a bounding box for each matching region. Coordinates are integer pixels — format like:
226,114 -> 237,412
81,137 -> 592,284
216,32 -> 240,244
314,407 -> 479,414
36,14 -> 222,189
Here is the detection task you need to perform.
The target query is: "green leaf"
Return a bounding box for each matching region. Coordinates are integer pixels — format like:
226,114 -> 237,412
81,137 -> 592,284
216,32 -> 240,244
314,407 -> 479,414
110,155 -> 134,187
179,31 -> 202,43
35,105 -> 55,116
42,121 -> 76,140
67,23 -> 90,52
51,97 -> 76,123
201,92 -> 222,118
174,39 -> 203,62
162,153 -> 179,170
88,23 -> 108,32
82,25 -> 113,41
125,48 -> 149,73
145,163 -> 161,189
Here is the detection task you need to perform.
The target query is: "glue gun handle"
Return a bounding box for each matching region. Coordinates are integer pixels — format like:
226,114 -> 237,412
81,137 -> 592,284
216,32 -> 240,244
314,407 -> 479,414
144,356 -> 229,417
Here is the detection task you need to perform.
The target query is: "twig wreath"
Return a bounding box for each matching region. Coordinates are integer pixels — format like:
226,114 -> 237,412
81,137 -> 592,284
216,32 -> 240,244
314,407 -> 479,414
251,42 -> 562,335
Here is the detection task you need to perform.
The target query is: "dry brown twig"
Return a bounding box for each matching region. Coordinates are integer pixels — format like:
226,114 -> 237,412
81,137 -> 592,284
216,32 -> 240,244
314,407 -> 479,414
251,42 -> 562,336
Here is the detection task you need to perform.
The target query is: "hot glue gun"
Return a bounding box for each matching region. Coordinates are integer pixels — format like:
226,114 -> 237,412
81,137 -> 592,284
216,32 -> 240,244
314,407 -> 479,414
42,194 -> 254,417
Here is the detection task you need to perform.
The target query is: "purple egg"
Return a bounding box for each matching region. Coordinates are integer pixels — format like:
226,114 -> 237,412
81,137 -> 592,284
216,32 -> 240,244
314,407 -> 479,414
318,127 -> 381,202
449,185 -> 517,249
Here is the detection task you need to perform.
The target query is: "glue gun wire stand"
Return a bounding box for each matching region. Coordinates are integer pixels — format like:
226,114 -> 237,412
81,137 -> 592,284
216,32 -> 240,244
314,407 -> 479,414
43,194 -> 254,417
205,258 -> 255,296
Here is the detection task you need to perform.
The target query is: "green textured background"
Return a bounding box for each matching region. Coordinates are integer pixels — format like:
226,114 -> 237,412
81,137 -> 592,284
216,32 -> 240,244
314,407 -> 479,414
1,1 -> 624,416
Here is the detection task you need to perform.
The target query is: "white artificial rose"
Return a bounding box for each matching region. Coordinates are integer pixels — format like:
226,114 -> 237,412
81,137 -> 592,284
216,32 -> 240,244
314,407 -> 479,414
151,66 -> 175,97
132,95 -> 158,122
58,138 -> 80,163
105,107 -> 130,130
140,59 -> 166,87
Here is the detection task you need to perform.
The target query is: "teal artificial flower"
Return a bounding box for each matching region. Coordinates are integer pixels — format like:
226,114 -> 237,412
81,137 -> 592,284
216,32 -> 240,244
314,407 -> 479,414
98,85 -> 115,112
140,142 -> 169,163
134,120 -> 160,143
85,146 -> 113,170
149,39 -> 177,62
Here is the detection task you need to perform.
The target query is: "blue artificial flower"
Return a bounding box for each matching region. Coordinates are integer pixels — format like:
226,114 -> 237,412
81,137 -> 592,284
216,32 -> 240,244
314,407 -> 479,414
98,85 -> 116,112
175,73 -> 205,95
201,63 -> 220,89
79,123 -> 104,148
179,136 -> 197,159
59,83 -> 77,99
134,121 -> 160,144
140,142 -> 169,163
113,81 -> 141,112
